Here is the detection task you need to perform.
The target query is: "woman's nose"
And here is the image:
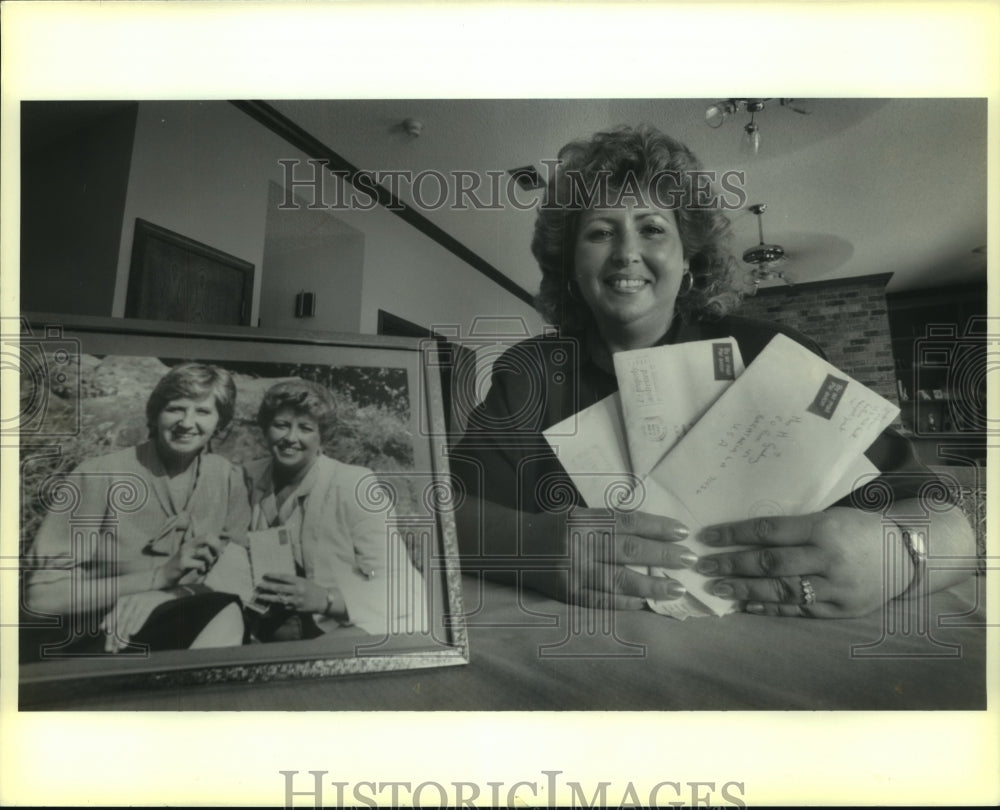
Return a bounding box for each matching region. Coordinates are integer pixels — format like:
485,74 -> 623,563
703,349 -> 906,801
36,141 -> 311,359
612,230 -> 640,266
178,409 -> 196,427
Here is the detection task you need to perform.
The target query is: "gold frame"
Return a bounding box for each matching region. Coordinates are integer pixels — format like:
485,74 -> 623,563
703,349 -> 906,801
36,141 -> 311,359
15,313 -> 468,708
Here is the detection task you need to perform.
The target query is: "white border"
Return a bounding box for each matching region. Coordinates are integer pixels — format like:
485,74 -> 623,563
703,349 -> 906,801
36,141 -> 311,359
2,1 -> 998,806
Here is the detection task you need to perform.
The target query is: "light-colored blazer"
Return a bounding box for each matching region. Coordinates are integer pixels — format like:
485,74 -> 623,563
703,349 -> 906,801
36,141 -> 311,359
247,455 -> 426,636
28,441 -> 251,612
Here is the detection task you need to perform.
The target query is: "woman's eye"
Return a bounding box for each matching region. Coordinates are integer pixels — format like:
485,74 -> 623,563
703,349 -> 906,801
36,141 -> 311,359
641,224 -> 666,236
585,228 -> 614,241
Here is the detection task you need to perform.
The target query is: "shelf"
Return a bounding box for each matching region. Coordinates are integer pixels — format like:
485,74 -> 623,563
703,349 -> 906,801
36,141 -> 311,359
898,392 -> 964,404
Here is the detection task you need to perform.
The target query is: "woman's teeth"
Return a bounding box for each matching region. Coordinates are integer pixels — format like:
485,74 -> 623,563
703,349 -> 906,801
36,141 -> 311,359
608,278 -> 647,291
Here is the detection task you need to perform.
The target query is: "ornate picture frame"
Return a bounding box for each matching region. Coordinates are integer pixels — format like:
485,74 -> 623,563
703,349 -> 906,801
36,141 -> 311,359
14,312 -> 469,708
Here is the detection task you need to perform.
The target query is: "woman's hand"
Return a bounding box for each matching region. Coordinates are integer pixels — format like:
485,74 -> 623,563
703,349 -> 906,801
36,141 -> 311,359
153,531 -> 225,589
527,507 -> 694,609
695,506 -> 914,618
101,590 -> 175,653
255,573 -> 331,615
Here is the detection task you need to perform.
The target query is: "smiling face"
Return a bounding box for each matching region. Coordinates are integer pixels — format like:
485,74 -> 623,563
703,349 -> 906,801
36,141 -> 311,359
265,407 -> 322,477
572,192 -> 689,347
153,395 -> 220,464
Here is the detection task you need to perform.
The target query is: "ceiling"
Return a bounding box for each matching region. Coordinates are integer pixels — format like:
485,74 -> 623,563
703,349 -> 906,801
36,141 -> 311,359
269,98 -> 988,298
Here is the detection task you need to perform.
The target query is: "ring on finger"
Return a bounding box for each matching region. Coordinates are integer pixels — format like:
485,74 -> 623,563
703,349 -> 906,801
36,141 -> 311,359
800,576 -> 816,606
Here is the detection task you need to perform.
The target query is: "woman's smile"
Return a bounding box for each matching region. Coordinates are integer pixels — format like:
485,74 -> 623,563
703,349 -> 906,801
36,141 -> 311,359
154,395 -> 220,462
604,274 -> 651,293
266,408 -> 322,475
572,194 -> 689,345
275,442 -> 307,460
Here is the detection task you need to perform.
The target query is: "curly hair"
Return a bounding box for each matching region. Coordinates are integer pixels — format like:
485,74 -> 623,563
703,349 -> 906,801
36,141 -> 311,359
145,362 -> 236,437
257,379 -> 338,443
531,124 -> 743,331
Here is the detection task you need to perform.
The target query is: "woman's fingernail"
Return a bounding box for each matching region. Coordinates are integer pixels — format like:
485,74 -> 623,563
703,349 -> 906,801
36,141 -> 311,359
679,550 -> 698,567
667,582 -> 687,598
701,529 -> 720,545
673,524 -> 690,539
711,582 -> 734,598
696,558 -> 719,575
746,602 -> 765,615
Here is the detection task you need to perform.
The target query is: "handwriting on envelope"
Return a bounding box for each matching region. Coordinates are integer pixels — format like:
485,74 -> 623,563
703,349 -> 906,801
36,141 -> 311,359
543,394 -> 709,620
545,337 -> 747,620
545,333 -> 894,619
646,333 -> 898,614
613,338 -> 745,477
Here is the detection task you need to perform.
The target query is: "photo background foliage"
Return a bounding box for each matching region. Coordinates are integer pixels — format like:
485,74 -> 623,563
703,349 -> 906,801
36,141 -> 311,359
20,353 -> 416,551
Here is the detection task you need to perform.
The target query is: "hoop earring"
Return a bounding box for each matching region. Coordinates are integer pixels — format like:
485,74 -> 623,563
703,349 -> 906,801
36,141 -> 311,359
678,271 -> 694,297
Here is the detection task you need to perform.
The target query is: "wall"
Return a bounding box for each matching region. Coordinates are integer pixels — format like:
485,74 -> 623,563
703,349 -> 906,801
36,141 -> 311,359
21,102 -> 137,316
112,101 -> 275,321
259,181 -> 365,333
735,273 -> 900,409
111,101 -> 543,338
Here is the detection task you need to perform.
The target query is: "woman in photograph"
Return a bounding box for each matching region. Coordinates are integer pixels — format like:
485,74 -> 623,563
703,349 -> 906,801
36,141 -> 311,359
246,379 -> 425,641
25,362 -> 251,657
451,124 -> 975,618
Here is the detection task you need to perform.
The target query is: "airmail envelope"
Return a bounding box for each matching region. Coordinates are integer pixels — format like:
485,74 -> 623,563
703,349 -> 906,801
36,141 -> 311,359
544,394 -> 712,620
545,333 -> 887,618
613,337 -> 745,477
647,333 -> 896,614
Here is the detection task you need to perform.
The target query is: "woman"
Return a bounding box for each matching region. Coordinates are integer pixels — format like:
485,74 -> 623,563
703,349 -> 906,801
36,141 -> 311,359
25,362 -> 251,656
451,124 -> 975,618
246,379 -> 424,640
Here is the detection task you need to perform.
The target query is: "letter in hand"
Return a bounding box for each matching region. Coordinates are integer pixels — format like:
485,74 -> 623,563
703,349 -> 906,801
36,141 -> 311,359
253,573 -> 329,615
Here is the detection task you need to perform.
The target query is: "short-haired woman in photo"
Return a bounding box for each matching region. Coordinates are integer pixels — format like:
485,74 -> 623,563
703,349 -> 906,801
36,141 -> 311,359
246,379 -> 425,641
25,362 -> 251,656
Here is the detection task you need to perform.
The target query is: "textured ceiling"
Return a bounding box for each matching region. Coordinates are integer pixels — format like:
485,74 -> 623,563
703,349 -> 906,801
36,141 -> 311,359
270,97 -> 988,297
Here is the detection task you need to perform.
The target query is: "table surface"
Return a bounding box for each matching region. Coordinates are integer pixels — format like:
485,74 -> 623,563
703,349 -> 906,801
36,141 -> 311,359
23,574 -> 988,711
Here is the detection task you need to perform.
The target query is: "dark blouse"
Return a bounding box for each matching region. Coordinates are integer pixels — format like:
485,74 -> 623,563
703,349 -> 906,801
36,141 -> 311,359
450,315 -> 934,518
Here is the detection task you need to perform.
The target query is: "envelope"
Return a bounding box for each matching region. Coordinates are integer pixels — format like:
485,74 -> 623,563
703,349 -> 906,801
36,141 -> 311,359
613,337 -> 745,477
544,333 -> 896,619
542,392 -> 634,510
646,333 -> 899,614
544,395 -> 708,620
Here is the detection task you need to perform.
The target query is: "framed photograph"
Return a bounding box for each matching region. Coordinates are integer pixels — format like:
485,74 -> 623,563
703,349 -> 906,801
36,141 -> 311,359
16,312 -> 468,708
125,218 -> 255,326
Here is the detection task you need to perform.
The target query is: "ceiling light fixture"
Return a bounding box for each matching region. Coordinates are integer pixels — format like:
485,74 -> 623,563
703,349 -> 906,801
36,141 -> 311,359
743,203 -> 790,290
401,117 -> 424,137
705,98 -> 808,155
507,165 -> 544,191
